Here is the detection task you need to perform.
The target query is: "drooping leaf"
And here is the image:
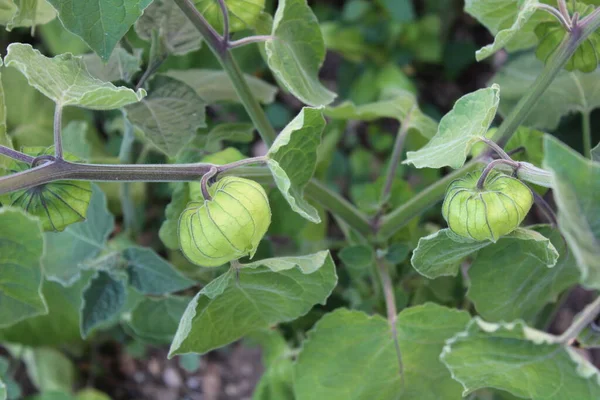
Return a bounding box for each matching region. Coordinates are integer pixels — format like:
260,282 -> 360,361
135,0 -> 202,56
441,318 -> 600,399
267,107 -> 325,223
405,85 -> 500,169
166,69 -> 277,104
4,43 -> 145,108
3,0 -> 56,31
1,147 -> 92,232
80,271 -> 126,338
22,348 -> 75,393
264,0 -> 336,107
468,226 -> 577,321
325,88 -> 437,139
543,135 -> 600,289
46,0 -> 153,60
125,75 -> 206,157
465,0 -> 548,61
293,303 -> 470,400
193,0 -> 265,33
0,208 -> 46,327
493,53 -> 600,131
42,185 -> 114,285
123,247 -> 194,295
128,296 -> 189,344
82,48 -> 142,83
168,251 -> 337,356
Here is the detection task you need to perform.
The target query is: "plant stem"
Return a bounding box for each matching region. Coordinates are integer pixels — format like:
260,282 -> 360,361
216,0 -> 229,39
229,35 -> 274,48
557,296 -> 600,345
54,104 -> 63,159
201,167 -> 218,200
119,116 -> 138,234
0,145 -> 35,164
174,0 -> 277,146
476,159 -> 520,189
480,138 -> 512,160
381,121 -> 409,203
582,110 -> 592,158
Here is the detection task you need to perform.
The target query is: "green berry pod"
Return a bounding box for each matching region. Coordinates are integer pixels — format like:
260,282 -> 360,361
178,176 -> 271,267
441,171 -> 533,242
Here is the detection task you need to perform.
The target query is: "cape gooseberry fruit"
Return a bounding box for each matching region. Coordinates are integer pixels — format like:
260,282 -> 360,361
442,170 -> 533,242
178,176 -> 271,267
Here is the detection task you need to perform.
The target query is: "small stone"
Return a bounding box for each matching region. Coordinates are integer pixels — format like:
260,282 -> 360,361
163,367 -> 183,388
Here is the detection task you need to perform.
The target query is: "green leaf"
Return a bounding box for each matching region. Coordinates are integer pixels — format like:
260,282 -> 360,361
22,348 -> 75,393
193,0 -> 265,33
493,53 -> 600,131
441,318 -> 600,398
4,43 -> 145,108
46,0 -> 152,60
265,0 -> 336,107
42,185 -> 114,285
62,121 -> 91,161
128,296 -> 189,344
293,303 -> 470,400
135,0 -> 202,56
166,69 -> 277,104
0,208 -> 46,327
159,182 -> 190,250
592,142 -> 600,162
168,251 -> 337,356
125,75 -> 206,157
405,85 -> 500,169
0,378 -> 4,400
324,89 -> 437,139
123,247 -> 194,295
80,271 -> 126,338
82,48 -> 142,83
543,135 -> 600,290
267,107 -> 325,223
468,226 -> 577,321
203,122 -> 254,152
411,229 -> 491,279
465,0 -> 547,61
3,0 -> 56,31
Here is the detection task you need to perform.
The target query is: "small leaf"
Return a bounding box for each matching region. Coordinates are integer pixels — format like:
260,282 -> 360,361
22,348 -> 74,393
293,303 -> 470,400
324,88 -> 437,139
123,247 -> 194,295
405,85 -> 500,169
168,251 -> 337,356
465,0 -> 547,61
125,75 -> 206,157
543,135 -> 600,290
128,296 -> 190,344
135,0 -> 202,56
265,0 -> 336,107
46,0 -> 153,60
493,53 -> 600,131
166,69 -> 277,104
0,208 -> 46,327
4,0 -> 56,31
193,0 -> 265,33
441,318 -> 600,398
267,107 -> 325,223
82,48 -> 142,83
4,43 -> 145,108
42,185 -> 114,285
80,271 -> 127,338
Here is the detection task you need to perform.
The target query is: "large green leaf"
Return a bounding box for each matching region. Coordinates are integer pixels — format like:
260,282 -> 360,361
4,43 -> 145,108
0,208 -> 46,327
46,0 -> 152,60
324,88 -> 437,139
193,0 -> 265,33
543,135 -> 600,290
465,0 -> 548,61
441,318 -> 600,398
82,48 -> 142,83
2,0 -> 56,31
123,247 -> 194,295
166,69 -> 277,104
405,85 -> 500,169
125,75 -> 206,157
293,303 -> 470,400
42,185 -> 114,285
264,0 -> 336,107
168,251 -> 337,356
493,53 -> 600,131
135,0 -> 202,56
80,271 -> 126,338
127,296 -> 189,344
267,107 -> 325,223
468,226 -> 578,321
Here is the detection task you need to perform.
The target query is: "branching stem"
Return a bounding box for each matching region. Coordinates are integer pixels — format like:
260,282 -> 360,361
476,159 -> 520,189
201,167 -> 218,200
0,145 -> 35,165
557,296 -> 600,345
229,35 -> 274,48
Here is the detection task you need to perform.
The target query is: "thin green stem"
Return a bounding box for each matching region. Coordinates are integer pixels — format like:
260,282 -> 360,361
0,145 -> 35,164
54,104 -> 63,159
381,121 -> 409,204
476,159 -> 520,189
582,110 -> 592,158
557,295 -> 600,345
